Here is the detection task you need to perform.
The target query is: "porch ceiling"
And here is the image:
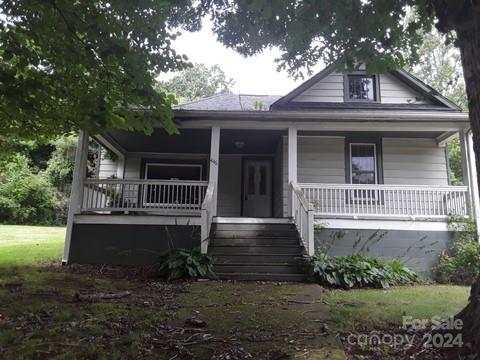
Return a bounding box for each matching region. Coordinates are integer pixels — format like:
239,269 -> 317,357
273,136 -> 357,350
220,129 -> 285,154
104,128 -> 211,153
103,128 -> 286,154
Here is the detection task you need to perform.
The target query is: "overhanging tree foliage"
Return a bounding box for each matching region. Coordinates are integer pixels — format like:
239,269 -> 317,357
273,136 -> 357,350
157,63 -> 235,103
407,31 -> 467,185
0,0 -> 201,140
202,0 -> 480,354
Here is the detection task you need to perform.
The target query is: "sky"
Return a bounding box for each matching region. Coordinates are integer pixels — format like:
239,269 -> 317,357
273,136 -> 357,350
160,22 -> 324,96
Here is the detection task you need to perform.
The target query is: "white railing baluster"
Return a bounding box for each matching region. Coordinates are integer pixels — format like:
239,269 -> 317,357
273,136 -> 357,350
81,179 -> 208,214
299,183 -> 468,220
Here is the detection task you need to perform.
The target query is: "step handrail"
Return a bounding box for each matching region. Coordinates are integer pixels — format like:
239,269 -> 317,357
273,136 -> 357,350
290,182 -> 314,256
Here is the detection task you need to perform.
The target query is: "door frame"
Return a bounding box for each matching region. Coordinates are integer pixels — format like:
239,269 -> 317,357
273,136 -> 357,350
240,156 -> 274,217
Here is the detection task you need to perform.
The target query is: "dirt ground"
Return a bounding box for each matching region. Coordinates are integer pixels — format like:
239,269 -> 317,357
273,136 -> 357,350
0,264 -> 345,359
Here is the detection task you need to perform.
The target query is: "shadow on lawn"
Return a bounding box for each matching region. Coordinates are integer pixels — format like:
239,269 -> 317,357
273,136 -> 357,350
0,263 -> 345,359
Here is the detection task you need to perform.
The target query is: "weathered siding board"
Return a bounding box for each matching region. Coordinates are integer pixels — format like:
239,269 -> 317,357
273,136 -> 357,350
217,155 -> 242,217
293,72 -> 344,103
98,157 -> 118,179
291,70 -> 433,105
383,138 -> 448,185
124,155 -> 142,179
282,136 -> 345,216
379,73 -> 429,104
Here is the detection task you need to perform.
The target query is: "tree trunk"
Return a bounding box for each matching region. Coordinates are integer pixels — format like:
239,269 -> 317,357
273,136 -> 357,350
452,6 -> 480,353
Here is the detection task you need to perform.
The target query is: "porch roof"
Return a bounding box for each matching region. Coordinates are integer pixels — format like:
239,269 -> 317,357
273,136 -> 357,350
174,93 -> 466,113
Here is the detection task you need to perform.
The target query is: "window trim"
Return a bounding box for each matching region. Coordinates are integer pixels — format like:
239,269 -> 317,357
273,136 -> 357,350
343,73 -> 380,103
349,143 -> 378,185
144,162 -> 203,181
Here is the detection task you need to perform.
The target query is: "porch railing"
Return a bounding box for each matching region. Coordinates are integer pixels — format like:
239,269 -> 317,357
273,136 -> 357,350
82,179 -> 208,213
290,182 -> 314,255
299,183 -> 469,219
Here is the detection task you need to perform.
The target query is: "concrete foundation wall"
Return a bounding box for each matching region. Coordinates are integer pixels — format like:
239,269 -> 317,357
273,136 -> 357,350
69,224 -> 200,265
314,228 -> 452,275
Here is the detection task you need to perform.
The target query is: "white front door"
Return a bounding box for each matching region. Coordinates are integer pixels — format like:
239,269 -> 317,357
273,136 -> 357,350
243,160 -> 272,217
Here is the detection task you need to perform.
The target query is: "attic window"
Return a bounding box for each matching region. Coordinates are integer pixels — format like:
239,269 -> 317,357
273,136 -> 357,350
346,75 -> 377,101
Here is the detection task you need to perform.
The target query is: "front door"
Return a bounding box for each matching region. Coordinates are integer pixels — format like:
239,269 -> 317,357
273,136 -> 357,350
243,160 -> 272,217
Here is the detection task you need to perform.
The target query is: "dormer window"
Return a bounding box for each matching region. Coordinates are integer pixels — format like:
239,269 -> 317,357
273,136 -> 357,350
346,74 -> 378,102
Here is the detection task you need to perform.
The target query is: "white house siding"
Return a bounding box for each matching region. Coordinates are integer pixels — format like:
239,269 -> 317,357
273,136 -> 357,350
98,157 -> 118,179
283,136 -> 346,216
379,73 -> 427,104
123,154 -> 141,179
292,70 -> 430,105
293,72 -> 345,103
382,138 -> 448,186
217,155 -> 242,217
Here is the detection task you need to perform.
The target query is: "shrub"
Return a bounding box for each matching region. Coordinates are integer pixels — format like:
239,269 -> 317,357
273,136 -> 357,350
311,253 -> 421,289
154,248 -> 214,281
436,218 -> 480,285
0,155 -> 58,224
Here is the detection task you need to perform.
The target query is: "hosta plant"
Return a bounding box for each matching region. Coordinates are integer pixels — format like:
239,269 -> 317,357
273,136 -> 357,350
311,253 -> 421,289
154,248 -> 214,281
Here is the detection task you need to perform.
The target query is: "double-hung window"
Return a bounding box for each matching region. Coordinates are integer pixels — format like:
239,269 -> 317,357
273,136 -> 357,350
349,143 -> 379,203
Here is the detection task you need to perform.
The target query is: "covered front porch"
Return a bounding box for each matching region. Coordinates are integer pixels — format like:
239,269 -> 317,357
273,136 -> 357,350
64,123 -> 478,262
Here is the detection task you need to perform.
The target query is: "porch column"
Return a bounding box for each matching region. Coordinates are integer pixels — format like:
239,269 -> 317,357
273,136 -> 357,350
459,130 -> 472,212
209,126 -> 221,216
288,127 -> 298,216
63,131 -> 89,263
467,131 -> 480,239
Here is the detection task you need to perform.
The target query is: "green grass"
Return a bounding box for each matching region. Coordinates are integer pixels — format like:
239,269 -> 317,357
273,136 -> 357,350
324,285 -> 470,332
0,225 -> 65,265
0,225 -> 472,358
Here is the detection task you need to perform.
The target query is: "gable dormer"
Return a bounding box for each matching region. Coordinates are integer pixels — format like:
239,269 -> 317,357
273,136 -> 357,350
271,64 -> 460,110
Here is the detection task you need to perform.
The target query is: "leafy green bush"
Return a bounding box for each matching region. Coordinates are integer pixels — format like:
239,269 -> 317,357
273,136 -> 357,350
45,135 -> 77,192
437,218 -> 480,285
0,155 -> 58,224
154,248 -> 214,281
311,253 -> 421,289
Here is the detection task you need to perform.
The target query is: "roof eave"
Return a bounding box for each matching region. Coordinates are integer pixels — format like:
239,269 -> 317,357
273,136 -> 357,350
173,109 -> 469,122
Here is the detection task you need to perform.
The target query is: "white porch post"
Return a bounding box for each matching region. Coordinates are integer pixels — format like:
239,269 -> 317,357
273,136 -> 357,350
209,126 -> 220,216
288,127 -> 298,216
201,126 -> 220,254
63,131 -> 89,263
459,130 -> 472,214
466,131 -> 480,240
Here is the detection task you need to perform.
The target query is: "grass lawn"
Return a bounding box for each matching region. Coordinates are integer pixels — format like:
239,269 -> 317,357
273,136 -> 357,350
324,285 -> 470,332
0,225 -> 472,358
0,225 -> 65,265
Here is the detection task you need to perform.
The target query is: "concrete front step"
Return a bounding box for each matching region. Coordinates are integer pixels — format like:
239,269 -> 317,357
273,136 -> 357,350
212,254 -> 305,263
209,245 -> 304,255
211,272 -> 308,281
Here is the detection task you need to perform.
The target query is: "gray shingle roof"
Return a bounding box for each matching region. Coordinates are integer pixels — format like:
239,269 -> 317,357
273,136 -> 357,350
174,94 -> 282,111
